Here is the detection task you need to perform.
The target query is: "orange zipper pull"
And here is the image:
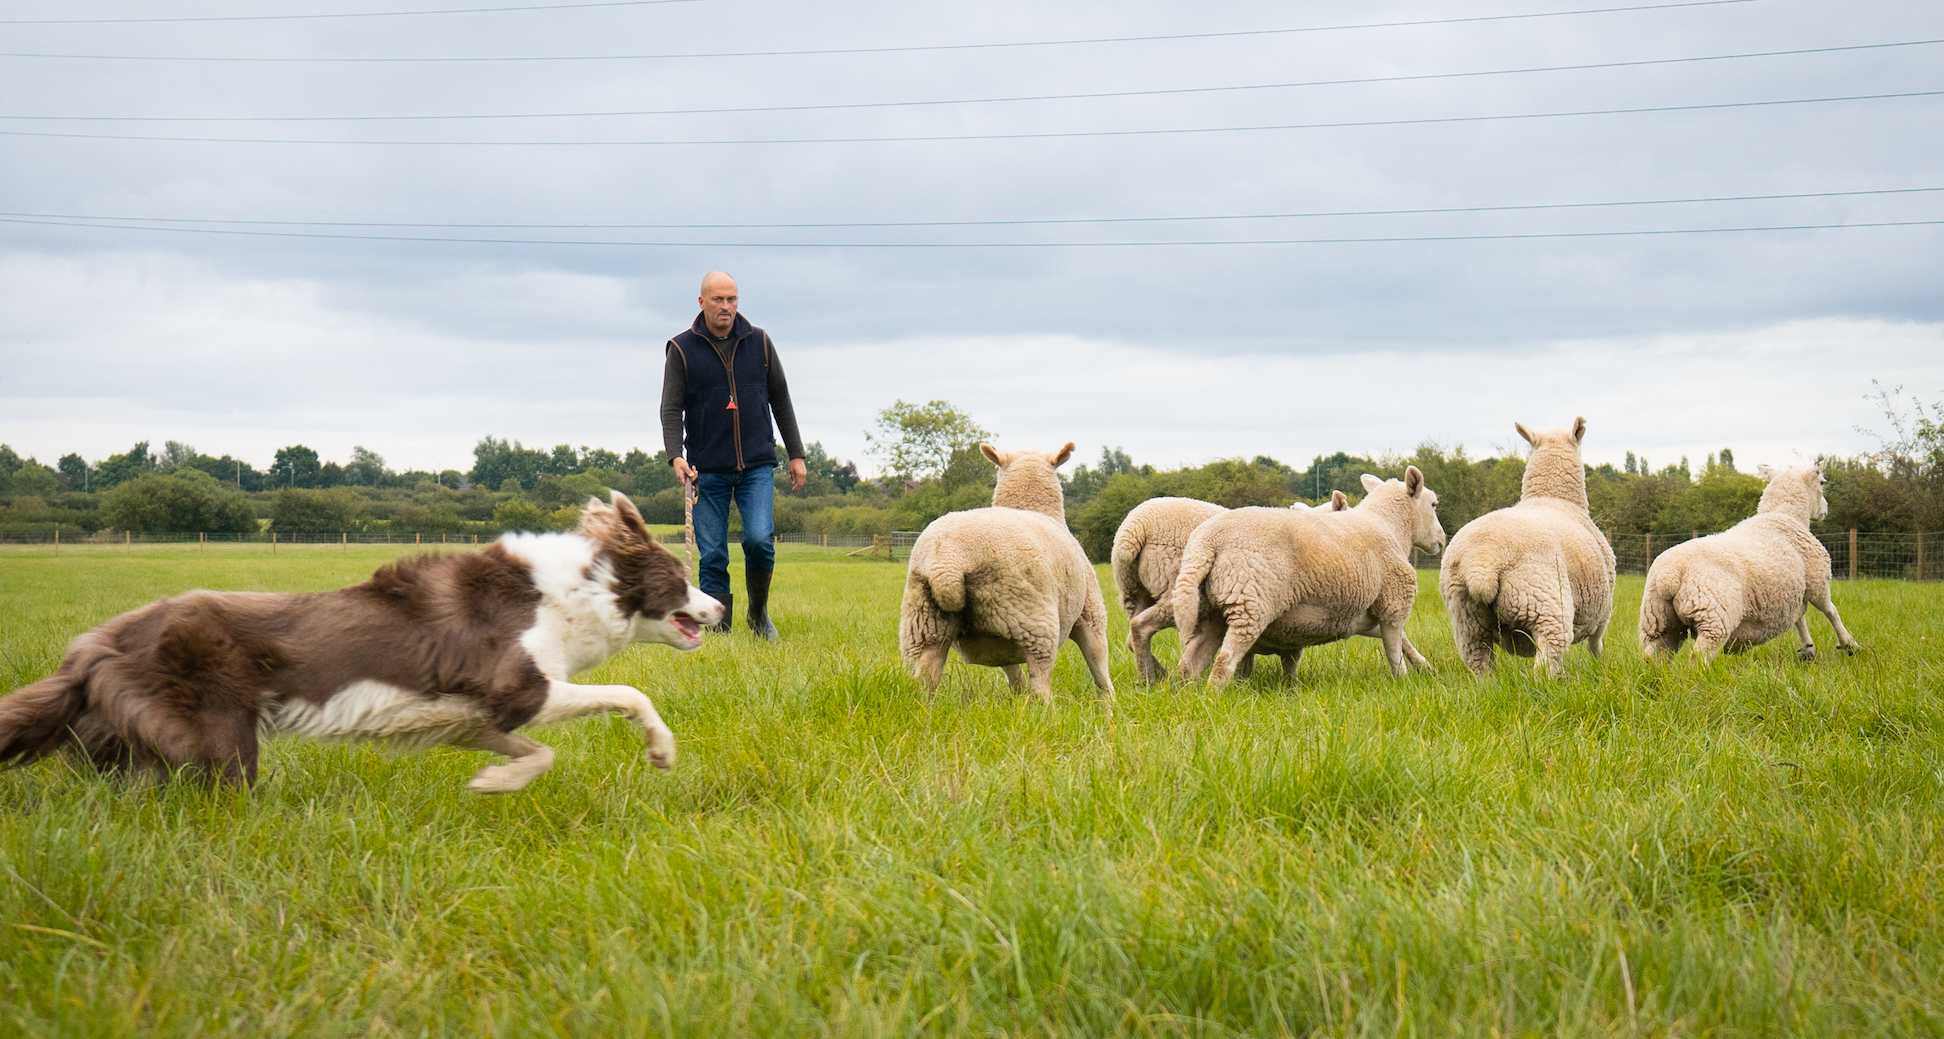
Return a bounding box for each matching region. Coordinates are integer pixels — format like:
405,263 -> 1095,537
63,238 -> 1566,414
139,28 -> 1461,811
726,400 -> 738,410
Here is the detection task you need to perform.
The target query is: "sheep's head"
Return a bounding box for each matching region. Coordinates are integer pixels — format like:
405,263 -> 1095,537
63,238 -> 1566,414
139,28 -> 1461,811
1513,416 -> 1590,508
982,441 -> 1074,520
1755,460 -> 1830,523
1358,465 -> 1446,554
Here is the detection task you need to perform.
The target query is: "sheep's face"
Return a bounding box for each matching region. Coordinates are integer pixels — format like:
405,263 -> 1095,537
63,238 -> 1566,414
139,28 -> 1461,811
1359,467 -> 1446,553
1403,465 -> 1447,553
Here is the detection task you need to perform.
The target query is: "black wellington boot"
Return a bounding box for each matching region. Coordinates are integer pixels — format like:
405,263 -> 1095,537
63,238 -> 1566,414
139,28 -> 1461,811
711,591 -> 733,634
746,569 -> 779,642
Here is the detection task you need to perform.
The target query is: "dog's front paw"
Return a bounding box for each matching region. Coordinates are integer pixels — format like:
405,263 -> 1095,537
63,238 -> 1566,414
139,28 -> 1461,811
645,726 -> 676,770
468,764 -> 531,794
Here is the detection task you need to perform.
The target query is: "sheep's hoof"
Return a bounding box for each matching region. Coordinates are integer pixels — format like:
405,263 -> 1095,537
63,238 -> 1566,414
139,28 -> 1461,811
1839,642 -> 1863,655
1797,644 -> 1817,663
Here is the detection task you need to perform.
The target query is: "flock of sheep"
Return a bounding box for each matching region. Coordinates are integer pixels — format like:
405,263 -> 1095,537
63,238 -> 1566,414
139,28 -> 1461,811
898,418 -> 1861,702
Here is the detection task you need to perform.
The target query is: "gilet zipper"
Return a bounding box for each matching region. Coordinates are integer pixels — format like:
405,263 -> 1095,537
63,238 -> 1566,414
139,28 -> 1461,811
718,333 -> 744,470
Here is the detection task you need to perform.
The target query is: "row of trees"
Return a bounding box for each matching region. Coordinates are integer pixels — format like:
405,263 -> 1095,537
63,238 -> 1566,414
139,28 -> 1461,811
3,387 -> 1938,544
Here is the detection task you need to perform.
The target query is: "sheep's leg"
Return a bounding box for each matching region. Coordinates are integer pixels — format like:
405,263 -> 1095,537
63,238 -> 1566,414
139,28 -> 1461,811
1441,582 -> 1498,677
1209,608 -> 1264,689
1024,650 -> 1057,706
1280,651 -> 1302,679
1401,635 -> 1433,673
1071,619 -> 1116,704
915,643 -> 952,692
1530,612 -> 1573,676
1794,613 -> 1817,662
1690,608 -> 1732,663
1810,590 -> 1861,653
1001,664 -> 1027,691
1586,617 -> 1608,659
1126,603 -> 1172,684
1379,621 -> 1410,677
1176,618 -> 1225,682
1235,654 -> 1257,681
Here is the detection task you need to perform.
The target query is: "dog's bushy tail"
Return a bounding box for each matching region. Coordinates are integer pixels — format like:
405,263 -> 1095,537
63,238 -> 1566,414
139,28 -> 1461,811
0,632 -> 113,767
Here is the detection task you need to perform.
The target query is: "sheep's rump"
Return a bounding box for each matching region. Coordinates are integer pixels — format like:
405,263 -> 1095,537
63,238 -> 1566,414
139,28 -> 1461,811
1639,516 -> 1824,650
1111,497 -> 1225,615
902,507 -> 1094,649
1176,507 -> 1396,649
1441,503 -> 1615,651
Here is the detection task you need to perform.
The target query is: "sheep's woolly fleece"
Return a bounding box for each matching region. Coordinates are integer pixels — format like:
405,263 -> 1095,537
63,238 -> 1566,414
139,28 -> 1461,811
1640,461 -> 1862,660
1171,468 -> 1446,686
1112,492 -> 1352,683
1439,417 -> 1617,676
899,442 -> 1114,704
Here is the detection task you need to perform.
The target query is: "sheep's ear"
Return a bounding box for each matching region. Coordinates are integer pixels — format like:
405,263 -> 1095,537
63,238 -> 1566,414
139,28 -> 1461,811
1360,473 -> 1382,493
1755,464 -> 1774,481
1815,458 -> 1829,475
1405,466 -> 1424,497
1515,422 -> 1535,445
1051,442 -> 1076,468
1572,416 -> 1587,444
980,443 -> 1005,467
1330,490 -> 1348,511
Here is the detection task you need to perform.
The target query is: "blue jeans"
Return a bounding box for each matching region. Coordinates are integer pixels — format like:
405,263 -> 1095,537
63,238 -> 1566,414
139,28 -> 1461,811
692,464 -> 775,597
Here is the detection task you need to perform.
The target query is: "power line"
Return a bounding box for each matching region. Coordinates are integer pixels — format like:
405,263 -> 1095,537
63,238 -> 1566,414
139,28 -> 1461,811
2,214 -> 1937,246
7,187 -> 1937,230
7,39 -> 1934,123
0,0 -> 708,23
0,0 -> 1772,62
2,90 -> 1934,145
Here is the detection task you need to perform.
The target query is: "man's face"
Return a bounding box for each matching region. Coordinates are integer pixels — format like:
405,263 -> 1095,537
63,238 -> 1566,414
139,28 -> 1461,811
699,278 -> 738,336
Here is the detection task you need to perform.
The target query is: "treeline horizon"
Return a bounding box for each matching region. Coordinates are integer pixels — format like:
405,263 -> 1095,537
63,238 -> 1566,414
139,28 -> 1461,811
3,412 -> 1939,554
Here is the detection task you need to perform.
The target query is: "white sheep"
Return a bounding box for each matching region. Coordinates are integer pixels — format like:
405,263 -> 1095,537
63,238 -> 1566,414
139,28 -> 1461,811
1640,461 -> 1861,661
900,442 -> 1114,704
1113,491 -> 1347,682
1439,417 -> 1617,675
1172,468 -> 1445,685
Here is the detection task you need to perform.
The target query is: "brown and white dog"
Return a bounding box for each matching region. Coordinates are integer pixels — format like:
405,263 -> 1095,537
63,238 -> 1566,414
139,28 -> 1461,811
0,491 -> 721,793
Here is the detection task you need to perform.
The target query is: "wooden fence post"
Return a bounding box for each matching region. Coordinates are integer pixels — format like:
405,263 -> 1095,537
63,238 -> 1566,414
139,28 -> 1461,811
342,532 -> 347,552
416,532 -> 421,547
125,530 -> 131,554
1850,529 -> 1859,580
199,531 -> 205,558
1644,532 -> 1651,570
1919,532 -> 1927,581
54,528 -> 59,557
272,531 -> 277,555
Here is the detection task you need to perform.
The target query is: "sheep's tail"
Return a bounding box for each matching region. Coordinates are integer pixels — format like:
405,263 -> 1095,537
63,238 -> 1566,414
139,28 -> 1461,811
1444,539 -> 1503,606
1172,535 -> 1218,645
912,554 -> 967,614
1110,512 -> 1150,615
1637,565 -> 1679,647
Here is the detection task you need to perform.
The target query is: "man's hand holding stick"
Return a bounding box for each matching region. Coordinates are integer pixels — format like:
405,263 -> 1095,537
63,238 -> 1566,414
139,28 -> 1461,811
675,457 -> 698,581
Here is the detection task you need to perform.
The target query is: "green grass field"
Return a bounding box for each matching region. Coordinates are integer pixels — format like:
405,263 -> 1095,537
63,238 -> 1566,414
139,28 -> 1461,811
1,543 -> 1940,1037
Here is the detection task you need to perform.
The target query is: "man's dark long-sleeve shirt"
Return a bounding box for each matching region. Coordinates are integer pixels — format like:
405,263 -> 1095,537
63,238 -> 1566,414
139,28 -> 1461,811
660,330 -> 804,465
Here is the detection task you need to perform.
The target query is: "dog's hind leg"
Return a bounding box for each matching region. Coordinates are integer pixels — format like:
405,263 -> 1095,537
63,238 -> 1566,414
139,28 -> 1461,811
529,680 -> 677,770
459,729 -> 555,795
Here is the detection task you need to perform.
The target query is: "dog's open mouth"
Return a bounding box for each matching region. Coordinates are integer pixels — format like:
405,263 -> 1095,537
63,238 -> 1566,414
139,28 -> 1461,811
670,612 -> 702,644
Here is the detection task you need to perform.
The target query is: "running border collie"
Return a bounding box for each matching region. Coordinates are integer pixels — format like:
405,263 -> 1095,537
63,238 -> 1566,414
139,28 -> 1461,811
0,491 -> 721,793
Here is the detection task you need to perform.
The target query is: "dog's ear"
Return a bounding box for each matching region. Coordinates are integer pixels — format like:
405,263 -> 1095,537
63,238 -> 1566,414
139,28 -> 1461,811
1051,442 -> 1076,468
608,490 -> 650,542
1331,490 -> 1348,511
981,443 -> 1006,467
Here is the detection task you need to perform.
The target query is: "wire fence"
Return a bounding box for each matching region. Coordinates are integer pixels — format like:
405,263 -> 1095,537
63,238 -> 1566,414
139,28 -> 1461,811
4,528 -> 1936,580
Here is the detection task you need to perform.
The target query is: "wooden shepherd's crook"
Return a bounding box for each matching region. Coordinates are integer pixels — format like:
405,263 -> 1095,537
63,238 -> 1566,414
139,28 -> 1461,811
682,472 -> 698,581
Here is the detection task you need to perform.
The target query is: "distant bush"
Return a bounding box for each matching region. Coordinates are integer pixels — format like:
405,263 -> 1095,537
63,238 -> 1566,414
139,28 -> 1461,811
269,488 -> 367,534
101,470 -> 259,533
491,497 -> 552,532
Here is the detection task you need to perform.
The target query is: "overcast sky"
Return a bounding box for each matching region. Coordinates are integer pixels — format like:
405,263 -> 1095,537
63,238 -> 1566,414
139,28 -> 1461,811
2,0 -> 1940,478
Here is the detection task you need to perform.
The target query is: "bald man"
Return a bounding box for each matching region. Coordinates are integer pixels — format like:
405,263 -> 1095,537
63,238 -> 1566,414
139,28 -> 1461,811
661,272 -> 807,640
